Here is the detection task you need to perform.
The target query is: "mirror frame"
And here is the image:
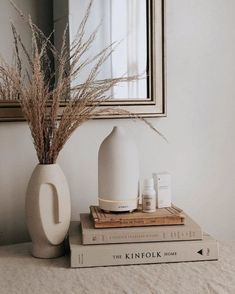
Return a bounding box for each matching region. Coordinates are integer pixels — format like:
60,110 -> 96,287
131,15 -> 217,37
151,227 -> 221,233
0,0 -> 165,121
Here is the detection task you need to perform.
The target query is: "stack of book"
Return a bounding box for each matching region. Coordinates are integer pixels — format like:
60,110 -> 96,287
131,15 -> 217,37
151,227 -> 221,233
69,205 -> 218,268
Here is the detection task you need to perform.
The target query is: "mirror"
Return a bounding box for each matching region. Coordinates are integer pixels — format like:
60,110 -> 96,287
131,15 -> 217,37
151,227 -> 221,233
70,0 -> 148,100
0,0 -> 165,121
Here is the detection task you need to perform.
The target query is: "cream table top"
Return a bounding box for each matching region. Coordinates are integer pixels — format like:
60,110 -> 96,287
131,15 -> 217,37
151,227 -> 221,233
0,241 -> 235,294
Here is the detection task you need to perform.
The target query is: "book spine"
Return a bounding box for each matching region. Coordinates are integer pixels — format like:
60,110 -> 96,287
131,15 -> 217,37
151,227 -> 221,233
82,228 -> 203,245
71,238 -> 218,268
94,217 -> 184,228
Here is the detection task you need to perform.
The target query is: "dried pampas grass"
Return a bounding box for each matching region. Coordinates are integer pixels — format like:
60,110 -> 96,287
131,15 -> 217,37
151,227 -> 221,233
0,0 -> 165,164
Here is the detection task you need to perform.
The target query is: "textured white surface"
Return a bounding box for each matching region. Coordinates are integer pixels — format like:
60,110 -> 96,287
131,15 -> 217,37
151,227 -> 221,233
0,241 -> 235,294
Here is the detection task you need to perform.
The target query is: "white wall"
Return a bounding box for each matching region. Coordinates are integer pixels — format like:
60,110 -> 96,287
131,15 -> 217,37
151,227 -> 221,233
1,0 -> 235,244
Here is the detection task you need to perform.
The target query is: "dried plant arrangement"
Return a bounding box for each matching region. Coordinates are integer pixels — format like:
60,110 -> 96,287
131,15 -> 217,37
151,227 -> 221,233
0,59 -> 19,100
0,0 -> 165,165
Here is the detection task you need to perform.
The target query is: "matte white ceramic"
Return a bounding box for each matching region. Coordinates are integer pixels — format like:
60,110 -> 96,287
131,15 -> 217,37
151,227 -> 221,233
25,164 -> 71,258
98,126 -> 139,211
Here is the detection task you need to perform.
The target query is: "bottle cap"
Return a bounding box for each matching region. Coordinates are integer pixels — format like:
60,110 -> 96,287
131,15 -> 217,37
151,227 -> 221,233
144,178 -> 154,187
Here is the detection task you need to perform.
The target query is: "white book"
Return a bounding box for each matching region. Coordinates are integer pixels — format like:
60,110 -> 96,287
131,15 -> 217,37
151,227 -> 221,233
69,222 -> 218,268
80,213 -> 203,245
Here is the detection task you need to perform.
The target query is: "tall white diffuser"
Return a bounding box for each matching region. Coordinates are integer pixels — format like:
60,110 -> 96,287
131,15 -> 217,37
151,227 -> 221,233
98,126 -> 139,212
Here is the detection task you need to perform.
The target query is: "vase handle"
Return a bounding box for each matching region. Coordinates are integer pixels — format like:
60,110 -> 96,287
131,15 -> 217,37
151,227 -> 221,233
39,183 -> 63,224
52,183 -> 63,224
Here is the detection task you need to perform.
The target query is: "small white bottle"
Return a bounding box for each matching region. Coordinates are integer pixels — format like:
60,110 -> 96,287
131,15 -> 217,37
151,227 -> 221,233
142,178 -> 156,213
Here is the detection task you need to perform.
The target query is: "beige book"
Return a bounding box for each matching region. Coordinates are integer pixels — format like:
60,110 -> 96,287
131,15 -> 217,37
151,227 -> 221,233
69,222 -> 218,268
80,213 -> 202,245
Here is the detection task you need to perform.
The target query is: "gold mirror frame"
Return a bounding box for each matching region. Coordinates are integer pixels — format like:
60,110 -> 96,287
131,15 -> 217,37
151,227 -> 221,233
0,0 -> 165,121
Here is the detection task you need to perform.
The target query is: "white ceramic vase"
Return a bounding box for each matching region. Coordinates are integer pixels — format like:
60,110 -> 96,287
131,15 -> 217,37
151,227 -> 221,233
25,164 -> 71,258
98,126 -> 139,212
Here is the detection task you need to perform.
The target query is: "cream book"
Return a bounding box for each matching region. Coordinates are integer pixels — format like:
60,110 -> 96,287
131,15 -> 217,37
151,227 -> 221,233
69,222 -> 218,268
80,213 -> 202,245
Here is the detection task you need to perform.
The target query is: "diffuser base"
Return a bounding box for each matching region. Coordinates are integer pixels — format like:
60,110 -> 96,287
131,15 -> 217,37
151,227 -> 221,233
98,197 -> 138,212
